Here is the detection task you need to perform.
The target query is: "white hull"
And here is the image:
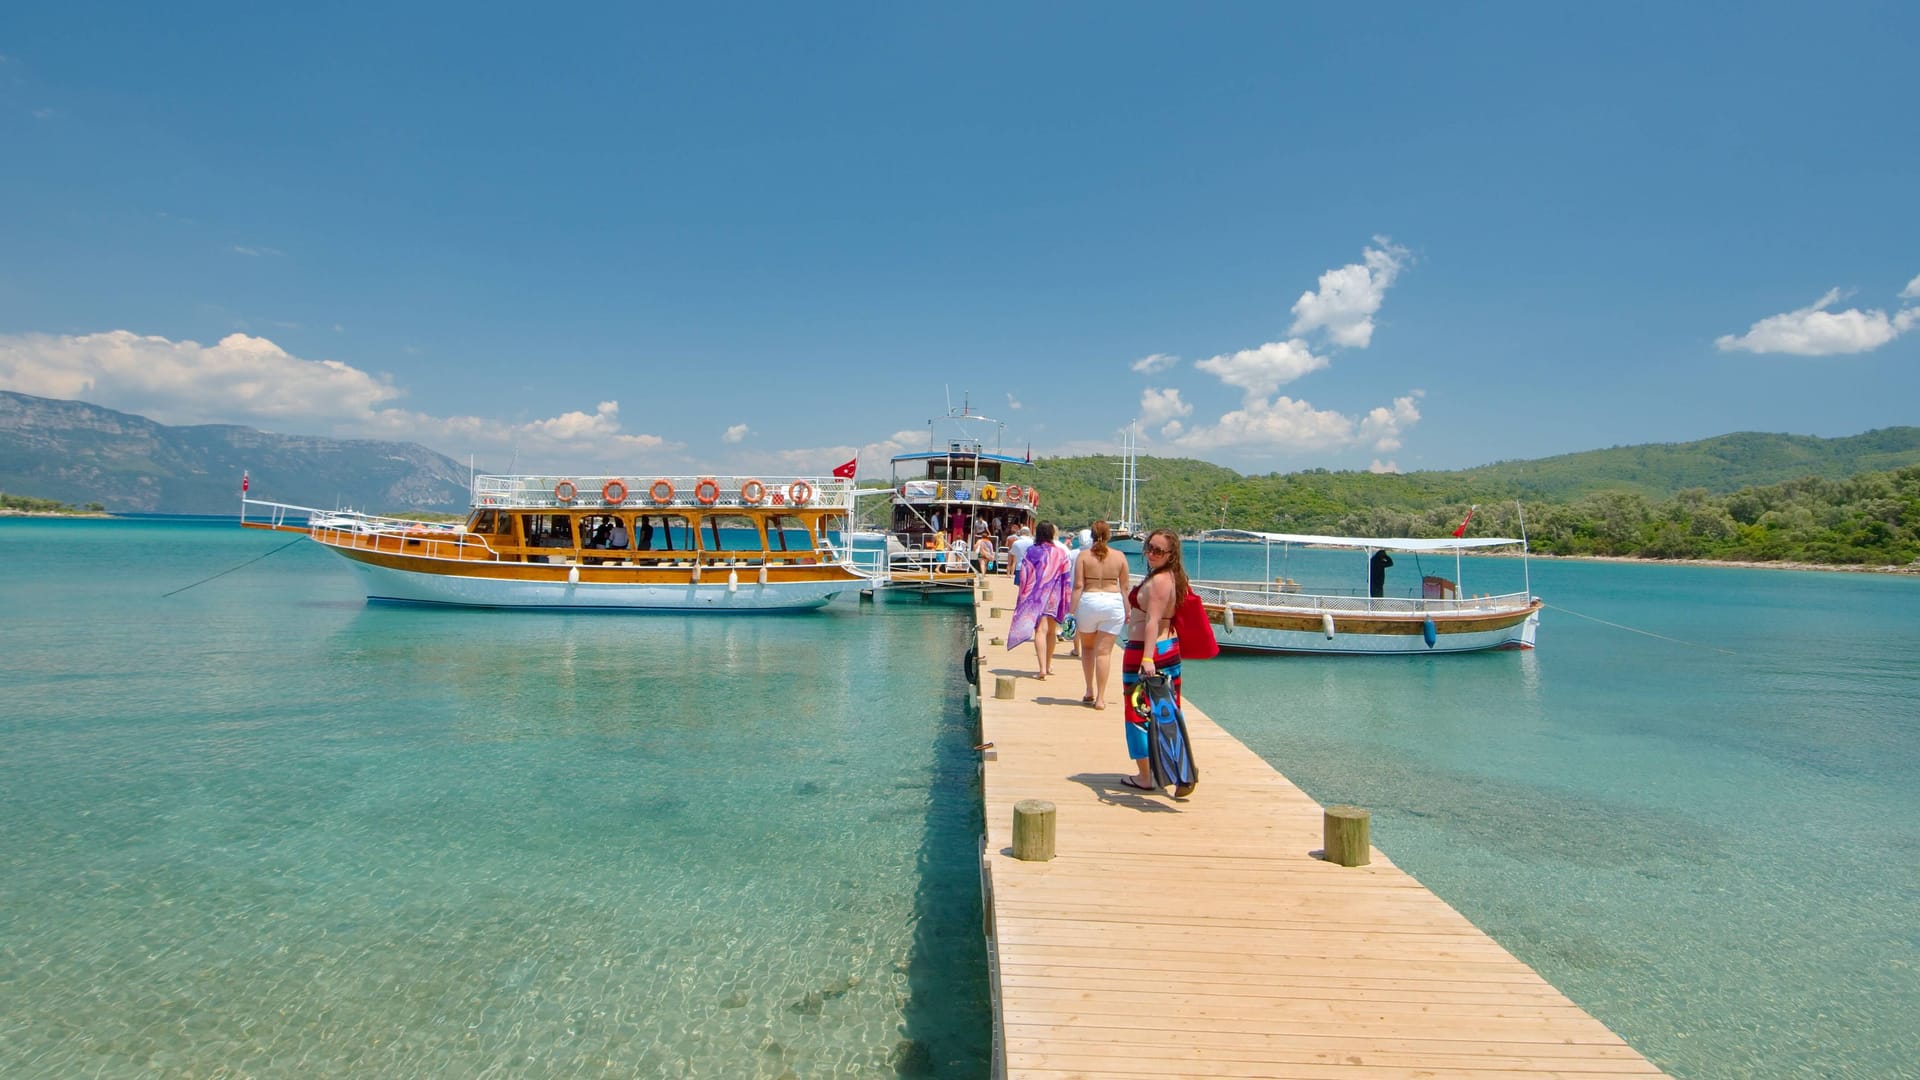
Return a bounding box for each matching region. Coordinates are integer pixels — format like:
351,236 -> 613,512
346,561 -> 866,611
1214,609 -> 1539,655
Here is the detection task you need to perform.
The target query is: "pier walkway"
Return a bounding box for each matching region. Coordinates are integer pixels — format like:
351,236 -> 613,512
969,586 -> 1667,1080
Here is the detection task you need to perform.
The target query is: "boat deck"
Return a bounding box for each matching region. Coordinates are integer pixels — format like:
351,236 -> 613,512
970,586 -> 1667,1079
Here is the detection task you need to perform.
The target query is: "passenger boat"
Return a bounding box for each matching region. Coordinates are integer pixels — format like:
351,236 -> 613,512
880,406 -> 1041,594
1191,529 -> 1542,654
239,473 -> 871,611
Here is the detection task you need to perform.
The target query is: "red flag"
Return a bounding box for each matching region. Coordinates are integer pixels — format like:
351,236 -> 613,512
1452,505 -> 1476,538
241,470 -> 250,494
831,457 -> 857,479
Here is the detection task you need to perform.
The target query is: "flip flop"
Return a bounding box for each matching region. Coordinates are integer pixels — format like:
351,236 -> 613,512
1120,775 -> 1156,791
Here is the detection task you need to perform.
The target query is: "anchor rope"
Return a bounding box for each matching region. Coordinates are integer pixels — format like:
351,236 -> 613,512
1542,602 -> 1735,654
163,535 -> 308,597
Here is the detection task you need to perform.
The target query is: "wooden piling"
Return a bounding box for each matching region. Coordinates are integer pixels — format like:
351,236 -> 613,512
993,675 -> 1015,699
1324,804 -> 1372,866
1011,799 -> 1055,861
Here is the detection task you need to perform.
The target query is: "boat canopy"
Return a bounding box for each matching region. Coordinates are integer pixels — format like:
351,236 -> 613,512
1201,529 -> 1524,553
889,450 -> 1029,466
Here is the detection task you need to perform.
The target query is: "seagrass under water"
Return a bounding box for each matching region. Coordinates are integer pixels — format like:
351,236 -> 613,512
0,518 -> 989,1078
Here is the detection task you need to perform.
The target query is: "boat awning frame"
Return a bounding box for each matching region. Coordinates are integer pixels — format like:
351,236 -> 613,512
1201,529 -> 1525,553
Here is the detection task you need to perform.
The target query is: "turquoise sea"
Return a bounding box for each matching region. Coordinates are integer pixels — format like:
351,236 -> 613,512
3,519 -> 1916,1078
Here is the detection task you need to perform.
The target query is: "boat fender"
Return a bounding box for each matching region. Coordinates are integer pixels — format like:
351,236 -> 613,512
739,478 -> 767,505
601,479 -> 627,505
567,565 -> 580,586
757,565 -> 769,585
1223,605 -> 1235,634
691,563 -> 702,583
963,642 -> 979,685
1422,617 -> 1437,648
727,568 -> 739,593
1321,612 -> 1336,639
648,478 -> 675,504
788,480 -> 815,505
693,477 -> 722,505
553,480 -> 578,503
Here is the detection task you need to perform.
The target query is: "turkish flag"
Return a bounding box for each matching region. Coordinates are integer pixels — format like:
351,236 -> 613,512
831,458 -> 857,479
241,470 -> 250,493
1452,505 -> 1476,538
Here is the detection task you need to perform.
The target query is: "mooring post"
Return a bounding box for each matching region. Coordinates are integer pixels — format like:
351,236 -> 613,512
1323,805 -> 1371,866
993,675 -> 1015,699
1012,799 -> 1056,861
989,606 -> 1007,619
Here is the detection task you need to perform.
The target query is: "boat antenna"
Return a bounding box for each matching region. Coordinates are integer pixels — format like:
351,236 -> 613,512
1516,499 -> 1533,598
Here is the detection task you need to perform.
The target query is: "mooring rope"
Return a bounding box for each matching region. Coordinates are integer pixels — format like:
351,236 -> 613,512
163,535 -> 308,597
1543,602 -> 1735,654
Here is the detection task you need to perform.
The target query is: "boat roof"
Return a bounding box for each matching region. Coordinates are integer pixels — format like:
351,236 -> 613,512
1201,529 -> 1525,552
889,450 -> 1029,465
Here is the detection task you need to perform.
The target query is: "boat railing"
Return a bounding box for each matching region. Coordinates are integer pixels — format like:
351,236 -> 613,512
243,498 -> 503,560
472,474 -> 854,511
1192,579 -> 1534,615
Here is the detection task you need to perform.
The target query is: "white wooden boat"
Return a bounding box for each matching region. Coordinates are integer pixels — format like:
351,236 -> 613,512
240,473 -> 872,611
879,404 -> 1040,594
1193,530 -> 1542,654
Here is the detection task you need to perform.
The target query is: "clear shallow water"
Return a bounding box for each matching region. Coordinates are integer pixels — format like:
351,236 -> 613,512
1169,540 -> 1920,1080
0,518 -> 988,1078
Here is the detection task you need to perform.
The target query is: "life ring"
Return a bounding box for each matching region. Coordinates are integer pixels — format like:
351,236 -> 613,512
788,480 -> 815,505
1030,488 -> 1040,508
693,477 -> 722,505
1004,485 -> 1023,504
602,479 -> 627,505
981,484 -> 997,501
553,480 -> 578,503
739,478 -> 767,505
648,478 -> 675,504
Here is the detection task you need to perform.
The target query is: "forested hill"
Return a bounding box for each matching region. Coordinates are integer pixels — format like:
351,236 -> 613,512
0,391 -> 471,514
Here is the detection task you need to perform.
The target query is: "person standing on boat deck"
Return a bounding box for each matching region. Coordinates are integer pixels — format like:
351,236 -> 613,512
1009,525 -> 1035,586
1072,520 -> 1129,710
1120,528 -> 1186,791
1007,521 -> 1072,679
1369,548 -> 1393,599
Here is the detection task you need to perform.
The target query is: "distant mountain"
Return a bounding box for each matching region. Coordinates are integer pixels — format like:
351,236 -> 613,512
0,392 -> 472,514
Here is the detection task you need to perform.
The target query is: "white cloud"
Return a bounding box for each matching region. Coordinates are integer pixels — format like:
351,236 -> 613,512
1193,339 -> 1328,401
1715,284 -> 1920,355
1171,390 -> 1423,455
1355,393 -> 1424,452
1369,459 -> 1400,474
1130,352 -> 1180,374
1139,387 -> 1192,430
723,423 -> 751,443
1006,392 -> 1022,410
0,329 -> 676,472
1288,237 -> 1411,348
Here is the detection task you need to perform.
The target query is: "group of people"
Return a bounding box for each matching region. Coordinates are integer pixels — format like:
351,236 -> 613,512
1005,521 -> 1191,794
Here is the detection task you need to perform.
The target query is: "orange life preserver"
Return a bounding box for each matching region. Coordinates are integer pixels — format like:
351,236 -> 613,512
648,478 -> 675,504
693,477 -> 722,505
788,480 -> 815,505
602,479 -> 627,505
554,480 -> 578,503
1030,488 -> 1040,508
1004,484 -> 1023,504
739,479 -> 767,505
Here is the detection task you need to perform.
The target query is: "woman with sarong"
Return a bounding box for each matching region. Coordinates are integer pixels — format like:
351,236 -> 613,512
1119,528 -> 1186,791
1006,521 -> 1072,679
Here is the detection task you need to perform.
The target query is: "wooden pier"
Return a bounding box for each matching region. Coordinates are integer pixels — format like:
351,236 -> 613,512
969,586 -> 1667,1079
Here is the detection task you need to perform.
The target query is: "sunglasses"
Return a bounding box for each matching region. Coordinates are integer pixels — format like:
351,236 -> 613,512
1144,544 -> 1170,556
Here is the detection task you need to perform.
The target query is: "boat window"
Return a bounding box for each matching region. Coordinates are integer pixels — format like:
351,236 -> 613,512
633,514 -> 691,551
522,514 -> 574,548
767,515 -> 811,552
927,462 -> 949,480
575,514 -> 630,550
468,510 -> 502,534
816,512 -> 849,548
701,514 -> 765,552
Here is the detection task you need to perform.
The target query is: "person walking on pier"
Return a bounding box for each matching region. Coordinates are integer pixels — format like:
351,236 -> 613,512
1007,521 -> 1072,679
1071,520 -> 1128,710
1120,528 -> 1186,790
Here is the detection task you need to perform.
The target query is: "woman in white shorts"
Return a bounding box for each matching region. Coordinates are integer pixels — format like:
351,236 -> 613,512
1071,520 -> 1130,709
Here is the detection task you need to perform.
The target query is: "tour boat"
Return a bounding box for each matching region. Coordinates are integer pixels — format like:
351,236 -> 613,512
879,405 -> 1041,594
240,473 -> 872,611
1191,530 -> 1542,654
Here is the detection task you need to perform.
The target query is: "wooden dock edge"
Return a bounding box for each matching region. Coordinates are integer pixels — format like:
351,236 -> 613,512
966,588 -> 1668,1080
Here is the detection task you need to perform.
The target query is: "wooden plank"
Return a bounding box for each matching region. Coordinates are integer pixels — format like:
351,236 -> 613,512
971,597 -> 1668,1080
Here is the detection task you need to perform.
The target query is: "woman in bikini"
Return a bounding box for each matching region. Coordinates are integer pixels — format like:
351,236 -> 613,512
1119,528 -> 1186,791
1070,520 -> 1129,710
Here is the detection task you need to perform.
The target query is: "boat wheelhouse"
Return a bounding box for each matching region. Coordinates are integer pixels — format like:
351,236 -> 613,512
240,474 -> 870,611
1191,530 -> 1542,655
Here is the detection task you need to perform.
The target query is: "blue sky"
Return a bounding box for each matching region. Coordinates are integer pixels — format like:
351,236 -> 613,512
2,3 -> 1915,479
